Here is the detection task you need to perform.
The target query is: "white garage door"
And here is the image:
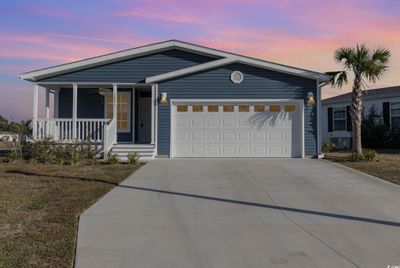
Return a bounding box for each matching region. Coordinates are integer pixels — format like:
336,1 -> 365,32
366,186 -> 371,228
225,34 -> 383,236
171,101 -> 303,158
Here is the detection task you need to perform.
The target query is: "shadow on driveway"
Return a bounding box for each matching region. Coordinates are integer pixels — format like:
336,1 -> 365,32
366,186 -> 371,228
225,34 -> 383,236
8,169 -> 400,228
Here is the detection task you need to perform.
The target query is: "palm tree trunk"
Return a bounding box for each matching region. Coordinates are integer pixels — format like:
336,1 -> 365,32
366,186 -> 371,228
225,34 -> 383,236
351,72 -> 363,154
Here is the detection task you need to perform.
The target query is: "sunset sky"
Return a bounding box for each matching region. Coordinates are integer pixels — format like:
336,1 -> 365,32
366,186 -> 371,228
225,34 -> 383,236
0,0 -> 399,121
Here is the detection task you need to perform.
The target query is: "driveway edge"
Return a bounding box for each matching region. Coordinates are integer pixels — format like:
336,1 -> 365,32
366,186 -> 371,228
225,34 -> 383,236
321,159 -> 400,188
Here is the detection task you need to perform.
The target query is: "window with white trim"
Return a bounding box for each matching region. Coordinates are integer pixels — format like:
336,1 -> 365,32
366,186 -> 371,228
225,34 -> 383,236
333,107 -> 346,131
105,92 -> 131,132
391,102 -> 400,129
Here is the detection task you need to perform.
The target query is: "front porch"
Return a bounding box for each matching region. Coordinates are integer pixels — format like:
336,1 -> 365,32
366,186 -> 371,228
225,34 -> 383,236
32,83 -> 158,159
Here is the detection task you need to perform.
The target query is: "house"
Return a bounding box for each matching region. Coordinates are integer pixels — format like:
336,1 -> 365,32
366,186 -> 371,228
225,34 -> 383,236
19,40 -> 330,159
322,86 -> 400,149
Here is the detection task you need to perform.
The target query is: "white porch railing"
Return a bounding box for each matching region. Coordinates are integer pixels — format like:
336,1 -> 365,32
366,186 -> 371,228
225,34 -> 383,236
34,118 -> 110,142
103,118 -> 117,156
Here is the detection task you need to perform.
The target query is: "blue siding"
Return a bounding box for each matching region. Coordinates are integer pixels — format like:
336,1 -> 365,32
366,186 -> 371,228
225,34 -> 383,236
157,63 -> 318,157
58,88 -> 104,118
58,88 -> 133,142
40,50 -> 215,83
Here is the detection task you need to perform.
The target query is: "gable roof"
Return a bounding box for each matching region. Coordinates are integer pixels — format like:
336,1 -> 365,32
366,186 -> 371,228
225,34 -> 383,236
322,86 -> 400,105
19,39 -> 331,82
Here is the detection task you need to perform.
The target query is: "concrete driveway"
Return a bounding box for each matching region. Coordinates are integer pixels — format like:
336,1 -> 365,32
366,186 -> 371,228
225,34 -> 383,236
75,159 -> 400,268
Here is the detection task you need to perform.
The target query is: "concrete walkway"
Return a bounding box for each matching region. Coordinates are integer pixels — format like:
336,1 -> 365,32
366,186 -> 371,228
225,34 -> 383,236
75,159 -> 400,268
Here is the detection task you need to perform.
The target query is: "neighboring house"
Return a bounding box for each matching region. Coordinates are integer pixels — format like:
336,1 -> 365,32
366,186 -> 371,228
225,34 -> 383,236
20,40 -> 330,159
322,86 -> 400,149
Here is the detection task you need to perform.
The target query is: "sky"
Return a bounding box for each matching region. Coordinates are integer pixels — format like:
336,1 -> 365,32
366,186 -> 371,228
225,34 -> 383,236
0,0 -> 399,121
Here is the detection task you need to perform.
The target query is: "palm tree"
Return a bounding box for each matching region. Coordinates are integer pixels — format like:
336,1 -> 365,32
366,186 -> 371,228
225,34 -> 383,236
327,44 -> 390,155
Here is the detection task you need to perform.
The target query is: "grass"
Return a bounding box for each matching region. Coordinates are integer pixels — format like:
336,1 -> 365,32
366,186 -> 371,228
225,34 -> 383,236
0,162 -> 140,268
324,150 -> 400,185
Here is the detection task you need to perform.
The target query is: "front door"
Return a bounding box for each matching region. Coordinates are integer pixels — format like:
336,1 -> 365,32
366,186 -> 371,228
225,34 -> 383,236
138,94 -> 152,143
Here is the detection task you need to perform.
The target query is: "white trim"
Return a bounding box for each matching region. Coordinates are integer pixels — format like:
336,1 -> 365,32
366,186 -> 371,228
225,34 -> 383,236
146,58 -> 235,83
132,87 -> 136,142
230,70 -> 244,84
32,83 -> 39,139
154,84 -> 158,157
171,99 -> 304,104
169,98 -> 305,158
390,101 -> 400,130
170,100 -> 174,158
72,83 -> 78,139
54,89 -> 59,118
45,88 -> 50,119
332,106 -> 347,131
151,85 -> 155,144
316,81 -> 321,156
20,40 -> 330,82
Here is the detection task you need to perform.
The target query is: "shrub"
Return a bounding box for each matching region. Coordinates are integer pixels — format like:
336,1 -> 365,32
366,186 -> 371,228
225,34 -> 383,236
5,151 -> 22,163
322,140 -> 336,153
350,152 -> 364,162
127,153 -> 140,165
363,149 -> 378,161
106,154 -> 119,164
20,139 -> 96,165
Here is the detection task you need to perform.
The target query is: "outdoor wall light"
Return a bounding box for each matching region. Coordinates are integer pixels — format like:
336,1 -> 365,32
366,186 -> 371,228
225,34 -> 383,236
160,92 -> 168,104
307,92 -> 316,106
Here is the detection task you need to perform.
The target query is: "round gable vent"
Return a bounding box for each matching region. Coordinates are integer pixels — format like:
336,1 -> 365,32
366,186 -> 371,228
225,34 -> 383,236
230,71 -> 243,84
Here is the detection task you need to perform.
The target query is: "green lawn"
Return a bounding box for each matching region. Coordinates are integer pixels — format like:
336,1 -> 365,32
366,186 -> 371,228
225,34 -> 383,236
324,150 -> 400,185
0,162 -> 140,267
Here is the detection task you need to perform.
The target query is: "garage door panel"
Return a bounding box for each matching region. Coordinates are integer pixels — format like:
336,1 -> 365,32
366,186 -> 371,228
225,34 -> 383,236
172,102 -> 302,158
206,146 -> 220,155
221,132 -> 235,142
191,118 -> 204,128
222,145 -> 235,155
191,145 -> 205,155
207,132 -> 220,142
222,118 -> 235,128
175,132 -> 189,142
191,132 -> 205,142
207,118 -> 220,128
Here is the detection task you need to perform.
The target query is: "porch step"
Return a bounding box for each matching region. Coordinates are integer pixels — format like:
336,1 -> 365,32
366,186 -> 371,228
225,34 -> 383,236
110,144 -> 155,161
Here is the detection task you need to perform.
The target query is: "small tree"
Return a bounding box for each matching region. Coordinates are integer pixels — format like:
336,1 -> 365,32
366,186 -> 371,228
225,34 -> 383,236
327,44 -> 390,155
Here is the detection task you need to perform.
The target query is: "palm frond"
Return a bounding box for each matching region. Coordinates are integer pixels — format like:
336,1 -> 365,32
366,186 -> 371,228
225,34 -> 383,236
326,71 -> 348,88
334,47 -> 354,69
372,46 -> 390,65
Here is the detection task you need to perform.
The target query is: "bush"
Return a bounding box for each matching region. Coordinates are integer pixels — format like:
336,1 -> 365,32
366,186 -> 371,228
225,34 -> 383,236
5,151 -> 22,163
127,153 -> 140,165
20,139 -> 96,165
350,152 -> 364,162
363,149 -> 378,161
361,106 -> 400,149
322,140 -> 336,153
106,154 -> 119,164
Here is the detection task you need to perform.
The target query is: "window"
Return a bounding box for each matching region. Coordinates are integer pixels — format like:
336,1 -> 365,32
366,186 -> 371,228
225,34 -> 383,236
192,105 -> 203,112
333,107 -> 346,131
269,105 -> 281,112
208,105 -> 219,112
254,105 -> 265,112
391,102 -> 400,129
239,105 -> 249,112
284,105 -> 296,112
177,105 -> 188,112
105,92 -> 130,132
223,105 -> 234,112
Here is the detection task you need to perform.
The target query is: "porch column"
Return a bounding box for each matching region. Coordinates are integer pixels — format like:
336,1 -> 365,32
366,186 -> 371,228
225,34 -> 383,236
54,89 -> 59,118
151,84 -> 156,144
45,88 -> 50,119
112,84 -> 118,123
32,83 -> 39,139
72,83 -> 78,139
